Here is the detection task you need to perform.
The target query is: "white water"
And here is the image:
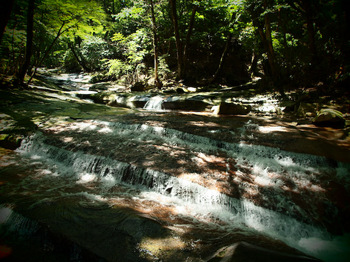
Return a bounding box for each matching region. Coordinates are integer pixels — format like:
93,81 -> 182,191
143,96 -> 165,111
16,126 -> 350,261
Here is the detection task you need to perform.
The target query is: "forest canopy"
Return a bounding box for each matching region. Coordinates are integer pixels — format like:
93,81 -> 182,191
0,0 -> 349,92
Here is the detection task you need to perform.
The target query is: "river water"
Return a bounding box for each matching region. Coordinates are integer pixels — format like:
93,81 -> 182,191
0,73 -> 350,261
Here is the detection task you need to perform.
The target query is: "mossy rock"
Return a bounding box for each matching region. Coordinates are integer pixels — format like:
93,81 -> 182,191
0,133 -> 24,149
313,108 -> 346,128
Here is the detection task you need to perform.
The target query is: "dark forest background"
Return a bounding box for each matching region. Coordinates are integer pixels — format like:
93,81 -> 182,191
0,0 -> 349,95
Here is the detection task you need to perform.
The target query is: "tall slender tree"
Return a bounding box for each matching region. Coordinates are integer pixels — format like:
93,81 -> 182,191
149,0 -> 162,88
0,0 -> 15,45
16,0 -> 35,85
212,11 -> 236,82
169,0 -> 184,79
169,0 -> 201,80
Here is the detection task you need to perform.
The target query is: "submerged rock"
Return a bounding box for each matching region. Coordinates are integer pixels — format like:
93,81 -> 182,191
313,109 -> 346,128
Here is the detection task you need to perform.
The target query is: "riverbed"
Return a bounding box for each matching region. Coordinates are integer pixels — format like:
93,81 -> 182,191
1,73 -> 350,261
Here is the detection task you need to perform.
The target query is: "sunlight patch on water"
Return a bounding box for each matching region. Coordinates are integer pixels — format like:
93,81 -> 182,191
258,126 -> 288,133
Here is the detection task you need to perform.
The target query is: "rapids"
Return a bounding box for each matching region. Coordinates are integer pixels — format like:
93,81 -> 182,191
1,72 -> 350,261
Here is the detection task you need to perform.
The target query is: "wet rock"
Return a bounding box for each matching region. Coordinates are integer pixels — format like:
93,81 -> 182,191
215,102 -> 251,115
0,113 -> 33,149
176,87 -> 185,94
90,91 -> 117,105
313,109 -> 346,128
91,92 -> 150,109
0,134 -> 23,150
89,82 -> 110,91
131,82 -> 148,92
163,96 -> 210,111
74,90 -> 97,100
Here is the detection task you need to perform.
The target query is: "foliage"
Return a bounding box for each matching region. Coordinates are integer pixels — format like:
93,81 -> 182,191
0,0 -> 348,91
103,59 -> 131,79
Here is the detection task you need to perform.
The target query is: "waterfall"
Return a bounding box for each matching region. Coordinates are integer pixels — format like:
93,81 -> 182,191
17,132 -> 333,250
143,96 -> 164,111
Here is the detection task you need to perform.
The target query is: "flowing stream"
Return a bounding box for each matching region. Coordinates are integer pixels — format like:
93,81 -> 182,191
143,96 -> 165,111
1,73 -> 350,261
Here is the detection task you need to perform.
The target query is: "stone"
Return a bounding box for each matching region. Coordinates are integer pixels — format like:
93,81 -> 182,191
313,109 -> 346,128
176,87 -> 185,94
130,82 -> 147,92
0,133 -> 23,150
163,96 -> 210,111
215,102 -> 251,115
89,82 -> 110,91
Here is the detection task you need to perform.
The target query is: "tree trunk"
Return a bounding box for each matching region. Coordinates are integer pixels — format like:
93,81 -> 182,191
17,0 -> 35,86
212,12 -> 235,82
183,2 -> 199,64
69,43 -> 91,72
28,22 -> 66,84
301,0 -> 317,65
0,0 -> 15,45
278,7 -> 291,78
249,51 -> 259,76
263,0 -> 277,79
149,0 -> 162,88
169,0 -> 184,79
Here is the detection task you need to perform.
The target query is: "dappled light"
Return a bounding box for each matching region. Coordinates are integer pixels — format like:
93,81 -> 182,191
1,0 -> 350,258
1,86 -> 350,261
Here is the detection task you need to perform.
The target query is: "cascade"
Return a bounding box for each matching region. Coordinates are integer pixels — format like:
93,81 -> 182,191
143,96 -> 165,111
3,72 -> 350,261
17,132 -> 336,254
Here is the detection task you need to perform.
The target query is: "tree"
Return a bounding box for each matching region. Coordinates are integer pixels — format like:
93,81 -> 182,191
1,0 -> 347,90
247,0 -> 278,80
212,11 -> 236,83
168,0 -> 204,80
16,0 -> 35,85
27,0 -> 106,83
149,0 -> 162,88
169,0 -> 184,79
0,0 -> 15,45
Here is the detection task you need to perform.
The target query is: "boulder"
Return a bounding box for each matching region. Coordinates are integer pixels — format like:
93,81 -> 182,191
215,102 -> 251,115
313,109 -> 346,128
130,82 -> 147,92
176,87 -> 185,94
0,133 -> 23,150
163,96 -> 210,111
